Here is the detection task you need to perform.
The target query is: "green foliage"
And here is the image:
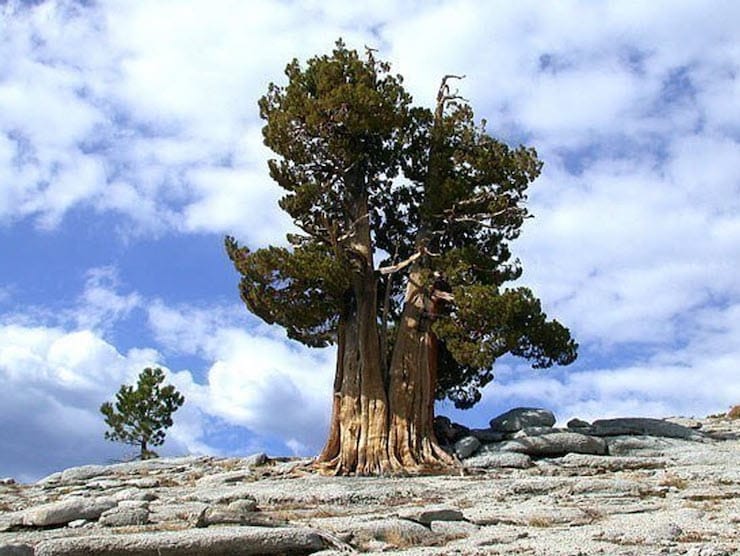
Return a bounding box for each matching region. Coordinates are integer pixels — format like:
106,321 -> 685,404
227,40 -> 578,409
100,367 -> 185,459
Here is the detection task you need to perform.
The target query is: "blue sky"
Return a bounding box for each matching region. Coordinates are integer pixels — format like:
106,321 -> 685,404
1,0 -> 739,482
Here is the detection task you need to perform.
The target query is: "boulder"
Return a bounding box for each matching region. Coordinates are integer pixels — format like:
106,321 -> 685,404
463,452 -> 533,469
243,452 -> 269,467
433,416 -> 470,444
499,432 -> 607,457
567,418 -> 591,429
589,418 -> 704,440
99,503 -> 150,527
453,436 -> 481,459
59,465 -> 110,484
22,496 -> 117,527
33,526 -> 327,555
468,428 -> 506,443
489,407 -> 556,432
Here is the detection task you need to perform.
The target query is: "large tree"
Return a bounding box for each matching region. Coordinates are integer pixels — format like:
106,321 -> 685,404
226,41 -> 577,475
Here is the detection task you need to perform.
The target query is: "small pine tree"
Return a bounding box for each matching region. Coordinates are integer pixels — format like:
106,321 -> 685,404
100,367 -> 185,460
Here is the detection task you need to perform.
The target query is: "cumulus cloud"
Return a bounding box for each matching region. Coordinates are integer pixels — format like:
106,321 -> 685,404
0,270 -> 334,480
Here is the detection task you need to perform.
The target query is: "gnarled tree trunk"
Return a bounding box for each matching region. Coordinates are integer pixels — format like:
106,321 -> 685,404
386,266 -> 455,471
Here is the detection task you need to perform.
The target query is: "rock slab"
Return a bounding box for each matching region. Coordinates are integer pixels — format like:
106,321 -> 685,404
34,526 -> 326,556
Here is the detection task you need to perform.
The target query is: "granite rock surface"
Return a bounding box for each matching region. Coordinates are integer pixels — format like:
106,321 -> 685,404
0,413 -> 738,555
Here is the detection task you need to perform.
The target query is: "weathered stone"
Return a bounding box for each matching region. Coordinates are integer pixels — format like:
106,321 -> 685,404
429,520 -> 479,538
467,505 -> 590,526
34,526 -> 327,555
454,436 -> 481,459
228,498 -> 258,513
22,496 -> 117,527
334,518 -> 438,547
112,488 -> 158,502
397,506 -> 465,525
664,416 -> 703,429
196,470 -> 252,487
194,499 -> 261,528
243,452 -> 268,467
463,452 -> 533,469
589,417 -> 705,439
557,453 -> 667,470
59,465 -> 110,484
36,472 -> 62,485
468,428 -> 506,443
511,426 -> 566,438
604,435 -> 673,456
489,407 -> 556,432
567,418 -> 591,429
500,432 -> 607,456
0,545 -> 34,556
67,519 -> 88,528
126,477 -> 160,489
99,504 -> 150,527
0,512 -> 23,532
433,416 -> 470,444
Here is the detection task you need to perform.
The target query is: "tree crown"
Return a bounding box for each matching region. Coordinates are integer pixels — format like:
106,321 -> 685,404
100,367 -> 185,459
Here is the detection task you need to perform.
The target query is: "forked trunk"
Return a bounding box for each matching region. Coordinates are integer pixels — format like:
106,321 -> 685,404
386,267 -> 455,471
317,264 -> 454,475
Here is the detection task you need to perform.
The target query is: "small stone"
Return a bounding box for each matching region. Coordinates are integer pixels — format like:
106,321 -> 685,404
489,407 -> 556,432
66,519 -> 88,528
454,436 -> 481,459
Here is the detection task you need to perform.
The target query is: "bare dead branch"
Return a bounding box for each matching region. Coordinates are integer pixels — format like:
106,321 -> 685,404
378,250 -> 422,275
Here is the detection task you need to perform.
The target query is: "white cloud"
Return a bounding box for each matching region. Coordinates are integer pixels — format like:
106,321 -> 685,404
147,299 -> 335,449
72,267 -> 142,332
0,272 -> 335,480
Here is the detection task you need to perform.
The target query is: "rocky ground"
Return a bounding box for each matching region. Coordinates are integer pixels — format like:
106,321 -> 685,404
1,410 -> 738,555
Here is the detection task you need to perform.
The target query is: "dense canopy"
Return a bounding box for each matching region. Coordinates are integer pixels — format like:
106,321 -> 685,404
226,41 -> 577,474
